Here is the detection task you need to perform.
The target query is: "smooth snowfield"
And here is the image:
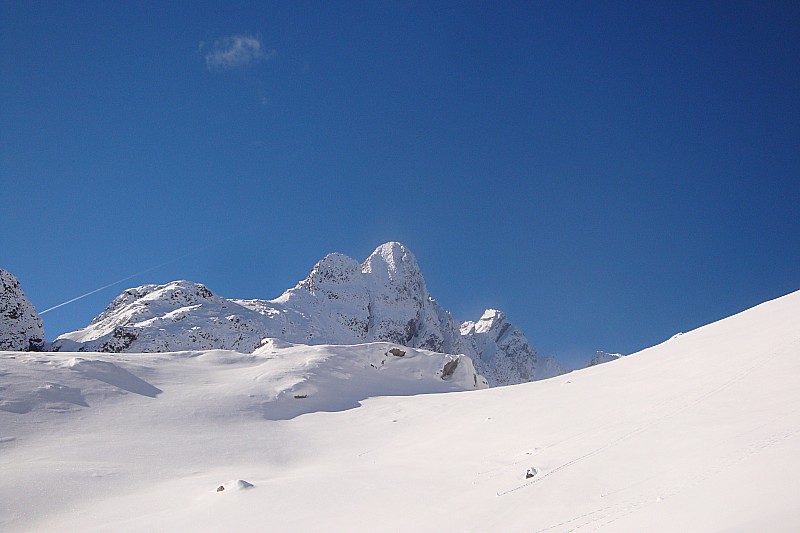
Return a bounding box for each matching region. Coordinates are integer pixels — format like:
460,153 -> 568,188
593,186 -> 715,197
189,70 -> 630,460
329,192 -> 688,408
2,291 -> 800,531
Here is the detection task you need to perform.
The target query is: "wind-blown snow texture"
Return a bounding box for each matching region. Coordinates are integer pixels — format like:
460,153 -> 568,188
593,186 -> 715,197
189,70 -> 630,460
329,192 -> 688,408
0,269 -> 44,351
54,242 -> 553,385
2,289 -> 799,531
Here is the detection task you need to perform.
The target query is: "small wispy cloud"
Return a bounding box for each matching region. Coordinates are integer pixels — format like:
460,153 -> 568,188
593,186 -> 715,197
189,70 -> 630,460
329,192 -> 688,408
204,34 -> 275,71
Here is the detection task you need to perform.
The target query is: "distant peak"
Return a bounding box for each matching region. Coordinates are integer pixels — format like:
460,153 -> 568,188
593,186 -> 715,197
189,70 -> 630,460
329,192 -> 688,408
473,309 -> 508,331
300,252 -> 361,291
92,280 -> 217,325
317,252 -> 360,269
361,242 -> 420,278
479,309 -> 506,322
587,351 -> 625,367
131,280 -> 216,300
374,241 -> 409,255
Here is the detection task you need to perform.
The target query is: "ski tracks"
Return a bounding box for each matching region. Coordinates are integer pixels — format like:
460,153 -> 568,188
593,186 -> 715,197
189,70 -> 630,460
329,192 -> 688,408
527,419 -> 800,533
523,337 -> 800,532
497,337 -> 798,499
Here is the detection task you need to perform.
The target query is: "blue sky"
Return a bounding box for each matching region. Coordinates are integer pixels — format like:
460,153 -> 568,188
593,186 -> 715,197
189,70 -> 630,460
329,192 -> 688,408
2,1 -> 799,367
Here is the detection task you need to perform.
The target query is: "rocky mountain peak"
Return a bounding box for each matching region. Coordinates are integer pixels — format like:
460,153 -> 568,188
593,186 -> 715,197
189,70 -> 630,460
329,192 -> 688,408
0,268 -> 45,351
472,309 -> 509,334
299,253 -> 362,295
91,280 -> 217,325
362,242 -> 422,284
460,308 -> 548,385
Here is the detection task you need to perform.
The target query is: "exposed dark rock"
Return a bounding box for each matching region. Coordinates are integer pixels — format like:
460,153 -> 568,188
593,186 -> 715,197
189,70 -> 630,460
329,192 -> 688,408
441,359 -> 459,380
0,269 -> 44,351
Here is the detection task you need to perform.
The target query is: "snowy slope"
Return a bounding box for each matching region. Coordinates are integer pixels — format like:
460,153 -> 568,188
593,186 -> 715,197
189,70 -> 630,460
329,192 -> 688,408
2,289 -> 799,531
0,269 -> 44,351
54,242 -> 556,385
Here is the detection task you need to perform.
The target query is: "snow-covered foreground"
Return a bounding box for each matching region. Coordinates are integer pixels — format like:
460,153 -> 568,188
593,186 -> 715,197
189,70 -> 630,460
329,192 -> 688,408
2,290 -> 800,531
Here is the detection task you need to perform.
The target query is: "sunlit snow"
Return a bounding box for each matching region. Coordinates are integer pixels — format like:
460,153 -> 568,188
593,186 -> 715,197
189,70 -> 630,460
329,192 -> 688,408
1,290 -> 799,531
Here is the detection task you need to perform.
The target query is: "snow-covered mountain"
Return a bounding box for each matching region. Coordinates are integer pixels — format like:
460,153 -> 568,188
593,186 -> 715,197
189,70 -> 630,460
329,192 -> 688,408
54,242 -> 557,385
3,288 -> 799,531
0,269 -> 44,351
461,309 -> 566,383
53,280 -> 273,354
587,350 -> 625,367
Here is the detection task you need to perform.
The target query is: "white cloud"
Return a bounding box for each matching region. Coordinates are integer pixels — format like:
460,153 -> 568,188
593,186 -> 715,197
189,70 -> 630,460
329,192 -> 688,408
205,35 -> 275,71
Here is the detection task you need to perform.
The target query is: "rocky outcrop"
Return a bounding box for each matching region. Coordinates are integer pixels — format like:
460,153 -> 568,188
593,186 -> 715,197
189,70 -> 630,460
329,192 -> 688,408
0,269 -> 45,351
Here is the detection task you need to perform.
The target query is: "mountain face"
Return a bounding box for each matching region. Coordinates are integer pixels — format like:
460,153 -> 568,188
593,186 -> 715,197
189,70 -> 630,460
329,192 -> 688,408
54,242 -> 562,385
0,269 -> 45,351
53,281 -> 271,353
460,309 -> 567,383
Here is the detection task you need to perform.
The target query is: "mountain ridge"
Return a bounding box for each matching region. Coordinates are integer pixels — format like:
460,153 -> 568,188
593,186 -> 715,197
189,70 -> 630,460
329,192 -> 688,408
52,242 -> 561,385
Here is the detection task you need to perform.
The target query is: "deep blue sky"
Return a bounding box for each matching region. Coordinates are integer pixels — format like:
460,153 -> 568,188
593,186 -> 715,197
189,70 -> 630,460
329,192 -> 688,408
2,1 -> 799,367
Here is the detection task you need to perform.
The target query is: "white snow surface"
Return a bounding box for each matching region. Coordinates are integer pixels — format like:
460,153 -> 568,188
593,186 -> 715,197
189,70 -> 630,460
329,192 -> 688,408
2,289 -> 800,531
53,242 -> 553,385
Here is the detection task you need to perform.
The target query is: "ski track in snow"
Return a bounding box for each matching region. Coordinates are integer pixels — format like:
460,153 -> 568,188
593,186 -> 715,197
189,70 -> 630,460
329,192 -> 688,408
523,338 -> 800,532
527,422 -> 800,533
572,421 -> 800,533
473,389 -> 683,485
496,337 -> 797,499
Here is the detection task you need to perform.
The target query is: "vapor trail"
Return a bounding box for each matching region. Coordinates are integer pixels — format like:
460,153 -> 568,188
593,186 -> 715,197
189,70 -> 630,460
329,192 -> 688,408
39,245 -> 221,315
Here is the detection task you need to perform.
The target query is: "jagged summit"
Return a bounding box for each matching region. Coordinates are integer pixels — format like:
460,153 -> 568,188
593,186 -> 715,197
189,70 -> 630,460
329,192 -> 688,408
90,280 -> 217,325
361,242 -> 422,283
466,309 -> 509,334
461,308 -> 538,383
53,242 -> 562,385
461,308 -> 568,383
297,253 -> 363,296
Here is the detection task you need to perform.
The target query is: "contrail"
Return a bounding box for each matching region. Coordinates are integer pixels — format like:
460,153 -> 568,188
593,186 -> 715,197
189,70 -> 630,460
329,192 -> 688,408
40,244 -> 223,315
